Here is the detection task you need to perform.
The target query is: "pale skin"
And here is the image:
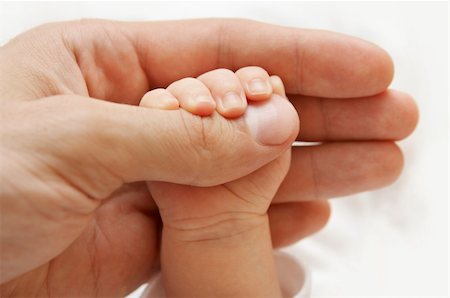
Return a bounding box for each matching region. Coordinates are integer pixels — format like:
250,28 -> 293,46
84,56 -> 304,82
140,67 -> 293,296
0,19 -> 418,296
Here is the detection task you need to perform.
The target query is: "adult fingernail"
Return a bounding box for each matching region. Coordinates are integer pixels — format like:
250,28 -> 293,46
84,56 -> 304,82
247,78 -> 271,95
245,94 -> 299,145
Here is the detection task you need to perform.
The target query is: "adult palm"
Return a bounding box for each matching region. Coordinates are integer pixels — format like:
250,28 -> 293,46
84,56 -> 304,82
0,19 -> 417,296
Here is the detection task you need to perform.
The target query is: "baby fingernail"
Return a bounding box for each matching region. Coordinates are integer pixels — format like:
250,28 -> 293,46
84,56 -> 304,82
247,78 -> 270,95
191,95 -> 215,108
159,97 -> 180,109
220,91 -> 245,110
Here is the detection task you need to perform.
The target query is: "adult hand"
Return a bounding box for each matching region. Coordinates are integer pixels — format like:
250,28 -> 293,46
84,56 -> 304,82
0,19 -> 418,296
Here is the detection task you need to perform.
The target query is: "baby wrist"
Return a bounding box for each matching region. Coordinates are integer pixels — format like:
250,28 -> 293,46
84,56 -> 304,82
163,212 -> 269,243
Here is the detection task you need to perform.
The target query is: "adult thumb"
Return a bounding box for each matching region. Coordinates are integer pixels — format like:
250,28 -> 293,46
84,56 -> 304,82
21,94 -> 299,198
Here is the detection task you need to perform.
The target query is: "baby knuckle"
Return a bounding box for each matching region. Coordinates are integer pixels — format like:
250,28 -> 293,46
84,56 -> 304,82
212,68 -> 235,77
237,66 -> 269,77
176,77 -> 199,86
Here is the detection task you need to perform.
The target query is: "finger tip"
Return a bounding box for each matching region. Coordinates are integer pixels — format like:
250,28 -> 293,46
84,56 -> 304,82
139,91 -> 153,107
370,141 -> 405,187
269,75 -> 286,97
323,35 -> 396,97
386,90 -> 420,140
377,46 -> 395,91
309,200 -> 332,229
361,42 -> 395,95
384,142 -> 405,189
399,93 -> 420,139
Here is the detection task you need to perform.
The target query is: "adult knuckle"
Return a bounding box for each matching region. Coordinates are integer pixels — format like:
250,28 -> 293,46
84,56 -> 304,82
178,112 -> 231,185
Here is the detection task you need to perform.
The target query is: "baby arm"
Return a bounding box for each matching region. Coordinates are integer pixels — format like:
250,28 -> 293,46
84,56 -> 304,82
151,152 -> 290,297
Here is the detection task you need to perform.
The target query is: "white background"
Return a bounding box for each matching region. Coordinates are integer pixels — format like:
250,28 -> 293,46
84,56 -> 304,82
1,1 -> 448,297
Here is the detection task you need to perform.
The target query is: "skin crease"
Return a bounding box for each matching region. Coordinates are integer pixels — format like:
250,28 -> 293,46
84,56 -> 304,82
149,150 -> 294,297
0,19 -> 418,296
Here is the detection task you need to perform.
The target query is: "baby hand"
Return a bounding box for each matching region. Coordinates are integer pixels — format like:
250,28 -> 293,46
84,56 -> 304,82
139,66 -> 294,238
140,66 -> 286,118
139,67 -> 296,297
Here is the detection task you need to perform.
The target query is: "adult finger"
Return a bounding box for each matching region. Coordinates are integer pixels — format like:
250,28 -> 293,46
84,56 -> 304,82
273,142 -> 404,203
269,201 -> 331,248
3,93 -> 298,199
291,90 -> 419,141
1,19 -> 393,103
124,18 -> 393,97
